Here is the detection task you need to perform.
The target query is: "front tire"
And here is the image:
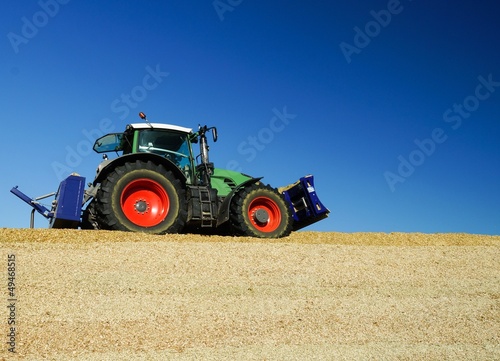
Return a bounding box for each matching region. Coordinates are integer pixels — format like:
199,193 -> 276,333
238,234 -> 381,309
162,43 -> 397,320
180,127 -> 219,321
95,160 -> 187,234
229,183 -> 293,238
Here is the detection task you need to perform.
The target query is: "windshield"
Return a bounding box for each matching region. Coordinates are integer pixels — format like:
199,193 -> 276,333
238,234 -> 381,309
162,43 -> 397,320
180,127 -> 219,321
137,129 -> 192,170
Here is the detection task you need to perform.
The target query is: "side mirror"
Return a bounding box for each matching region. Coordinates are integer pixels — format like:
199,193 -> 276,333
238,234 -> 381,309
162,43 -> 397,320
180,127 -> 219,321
212,127 -> 218,142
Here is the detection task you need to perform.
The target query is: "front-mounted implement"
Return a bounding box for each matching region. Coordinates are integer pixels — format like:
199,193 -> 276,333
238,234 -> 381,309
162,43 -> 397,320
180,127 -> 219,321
11,174 -> 85,229
11,113 -> 329,237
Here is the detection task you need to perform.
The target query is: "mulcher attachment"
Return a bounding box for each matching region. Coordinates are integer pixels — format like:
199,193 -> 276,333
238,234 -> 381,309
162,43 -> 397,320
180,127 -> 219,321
280,175 -> 330,231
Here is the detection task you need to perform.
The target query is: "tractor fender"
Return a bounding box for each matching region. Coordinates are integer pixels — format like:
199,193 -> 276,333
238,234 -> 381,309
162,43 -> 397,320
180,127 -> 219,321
92,153 -> 187,186
216,177 -> 262,226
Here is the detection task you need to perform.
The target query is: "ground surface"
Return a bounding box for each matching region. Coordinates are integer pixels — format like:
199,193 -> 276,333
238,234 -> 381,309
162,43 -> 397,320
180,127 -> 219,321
0,229 -> 499,360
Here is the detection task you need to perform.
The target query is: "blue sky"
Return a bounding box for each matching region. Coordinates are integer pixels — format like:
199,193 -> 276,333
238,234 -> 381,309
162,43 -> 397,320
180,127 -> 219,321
1,1 -> 499,234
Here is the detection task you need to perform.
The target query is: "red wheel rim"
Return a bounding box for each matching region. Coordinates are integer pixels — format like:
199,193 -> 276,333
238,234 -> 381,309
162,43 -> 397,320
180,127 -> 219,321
248,196 -> 281,233
120,178 -> 169,227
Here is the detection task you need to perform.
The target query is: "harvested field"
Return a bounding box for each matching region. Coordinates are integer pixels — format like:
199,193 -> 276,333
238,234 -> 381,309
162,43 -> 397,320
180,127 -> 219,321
0,229 -> 499,360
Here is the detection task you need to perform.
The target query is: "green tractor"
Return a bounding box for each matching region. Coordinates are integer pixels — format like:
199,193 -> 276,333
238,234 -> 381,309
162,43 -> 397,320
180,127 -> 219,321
12,113 -> 329,238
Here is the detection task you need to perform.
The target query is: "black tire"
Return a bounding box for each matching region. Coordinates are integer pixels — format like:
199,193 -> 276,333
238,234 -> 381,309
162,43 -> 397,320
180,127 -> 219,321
95,160 -> 187,234
229,183 -> 293,238
81,200 -> 98,230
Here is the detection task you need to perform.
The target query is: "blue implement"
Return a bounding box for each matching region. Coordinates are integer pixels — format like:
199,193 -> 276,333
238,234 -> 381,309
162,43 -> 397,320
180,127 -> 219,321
281,175 -> 330,231
50,175 -> 86,229
10,174 -> 86,229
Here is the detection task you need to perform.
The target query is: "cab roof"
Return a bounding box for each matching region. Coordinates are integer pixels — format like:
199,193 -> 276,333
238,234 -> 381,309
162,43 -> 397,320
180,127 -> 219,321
128,123 -> 192,134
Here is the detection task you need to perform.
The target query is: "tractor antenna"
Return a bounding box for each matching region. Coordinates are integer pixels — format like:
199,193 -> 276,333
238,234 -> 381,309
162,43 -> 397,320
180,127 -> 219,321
139,112 -> 153,128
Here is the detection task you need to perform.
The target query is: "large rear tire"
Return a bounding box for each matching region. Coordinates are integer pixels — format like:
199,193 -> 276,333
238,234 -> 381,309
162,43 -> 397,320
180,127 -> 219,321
95,160 -> 187,234
229,183 -> 293,238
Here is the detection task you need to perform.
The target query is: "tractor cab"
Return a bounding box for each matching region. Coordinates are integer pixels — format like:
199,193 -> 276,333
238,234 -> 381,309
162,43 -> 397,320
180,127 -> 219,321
93,123 -> 198,184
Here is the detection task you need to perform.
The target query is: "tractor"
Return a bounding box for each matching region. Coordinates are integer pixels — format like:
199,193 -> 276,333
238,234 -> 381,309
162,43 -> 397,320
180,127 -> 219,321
11,113 -> 329,238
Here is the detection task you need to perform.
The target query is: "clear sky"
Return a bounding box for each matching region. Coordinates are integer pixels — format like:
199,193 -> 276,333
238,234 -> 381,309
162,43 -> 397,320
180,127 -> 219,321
1,1 -> 499,234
